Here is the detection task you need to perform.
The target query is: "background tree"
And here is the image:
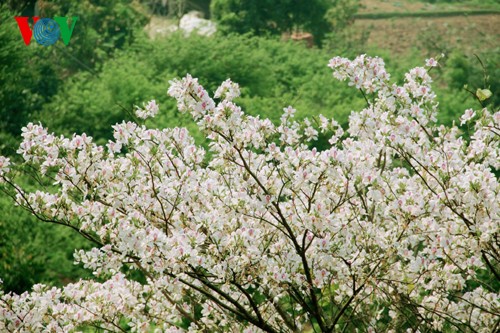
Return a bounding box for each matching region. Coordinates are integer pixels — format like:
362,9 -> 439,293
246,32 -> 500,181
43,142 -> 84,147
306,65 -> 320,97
211,0 -> 333,45
35,0 -> 149,69
0,5 -> 59,155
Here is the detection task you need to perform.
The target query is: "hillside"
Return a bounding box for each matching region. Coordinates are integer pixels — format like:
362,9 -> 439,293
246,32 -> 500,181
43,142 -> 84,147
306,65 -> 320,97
354,0 -> 500,55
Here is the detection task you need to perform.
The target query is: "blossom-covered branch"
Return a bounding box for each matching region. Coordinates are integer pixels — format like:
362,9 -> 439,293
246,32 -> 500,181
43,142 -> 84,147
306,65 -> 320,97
0,55 -> 498,332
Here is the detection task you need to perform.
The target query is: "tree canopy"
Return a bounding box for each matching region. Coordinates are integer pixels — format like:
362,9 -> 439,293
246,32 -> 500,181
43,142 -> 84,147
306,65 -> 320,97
211,0 -> 333,44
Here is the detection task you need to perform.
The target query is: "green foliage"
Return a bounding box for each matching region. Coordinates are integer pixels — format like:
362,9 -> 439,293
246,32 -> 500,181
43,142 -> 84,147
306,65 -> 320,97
36,34 -> 365,146
0,5 -> 92,294
3,0 -> 36,14
37,32 -> 494,148
415,20 -> 499,122
36,0 -> 149,69
0,0 -> 150,153
0,186 -> 93,294
139,0 -> 212,18
325,0 -> 359,31
0,5 -> 60,151
210,0 -> 333,45
444,51 -> 499,107
35,54 -> 178,144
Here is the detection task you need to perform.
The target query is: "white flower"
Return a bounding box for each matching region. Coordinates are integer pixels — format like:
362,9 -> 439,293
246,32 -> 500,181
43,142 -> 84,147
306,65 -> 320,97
135,99 -> 159,119
1,55 -> 499,332
0,156 -> 10,178
425,58 -> 438,67
214,79 -> 240,101
460,108 -> 476,125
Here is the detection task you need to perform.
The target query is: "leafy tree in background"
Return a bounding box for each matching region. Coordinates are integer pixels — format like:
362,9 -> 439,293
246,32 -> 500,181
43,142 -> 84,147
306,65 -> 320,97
36,32 -> 489,150
0,5 -> 60,154
445,51 -> 499,108
34,0 -> 149,70
416,22 -> 499,125
322,0 -> 364,57
0,0 -> 149,150
0,194 -> 93,294
325,0 -> 359,32
211,0 -> 333,45
0,1 -> 147,294
0,7 -> 94,289
35,34 -> 364,146
2,0 -> 36,16
139,0 -> 211,18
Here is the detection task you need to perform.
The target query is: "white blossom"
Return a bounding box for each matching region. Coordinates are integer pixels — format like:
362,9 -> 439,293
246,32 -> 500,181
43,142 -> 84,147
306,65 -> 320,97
0,55 -> 498,332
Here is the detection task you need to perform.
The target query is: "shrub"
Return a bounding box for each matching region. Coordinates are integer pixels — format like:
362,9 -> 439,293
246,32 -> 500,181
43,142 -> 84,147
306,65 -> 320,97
0,192 -> 93,294
0,5 -> 60,151
210,0 -> 333,45
35,0 -> 149,69
36,34 -> 365,145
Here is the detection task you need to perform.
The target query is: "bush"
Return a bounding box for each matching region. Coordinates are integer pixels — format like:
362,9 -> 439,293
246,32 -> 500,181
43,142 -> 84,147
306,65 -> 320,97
0,5 -> 60,151
36,34 -> 366,145
35,0 -> 149,69
211,0 -> 333,45
0,181 -> 93,294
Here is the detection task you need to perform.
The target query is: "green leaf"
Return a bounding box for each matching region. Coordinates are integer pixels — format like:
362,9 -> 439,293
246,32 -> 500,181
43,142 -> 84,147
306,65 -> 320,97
476,88 -> 492,102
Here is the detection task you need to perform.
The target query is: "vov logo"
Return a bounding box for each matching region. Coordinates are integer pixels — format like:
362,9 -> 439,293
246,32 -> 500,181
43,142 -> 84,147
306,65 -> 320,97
15,16 -> 78,46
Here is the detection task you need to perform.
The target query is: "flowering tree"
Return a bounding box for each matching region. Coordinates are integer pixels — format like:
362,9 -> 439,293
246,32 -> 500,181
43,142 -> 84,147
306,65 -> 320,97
0,55 -> 499,332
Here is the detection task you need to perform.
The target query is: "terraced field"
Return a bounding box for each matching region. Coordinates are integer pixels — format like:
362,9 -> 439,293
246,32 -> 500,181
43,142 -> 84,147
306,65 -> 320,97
354,0 -> 500,55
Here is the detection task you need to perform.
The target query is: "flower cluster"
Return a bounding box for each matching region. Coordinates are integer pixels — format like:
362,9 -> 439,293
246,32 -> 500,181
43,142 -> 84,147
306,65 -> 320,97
0,156 -> 10,179
0,55 -> 498,332
135,100 -> 160,119
214,79 -> 241,101
328,54 -> 390,93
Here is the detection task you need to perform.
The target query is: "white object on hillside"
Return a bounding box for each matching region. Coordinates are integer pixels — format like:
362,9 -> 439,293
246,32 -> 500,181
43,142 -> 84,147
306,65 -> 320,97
179,11 -> 217,36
